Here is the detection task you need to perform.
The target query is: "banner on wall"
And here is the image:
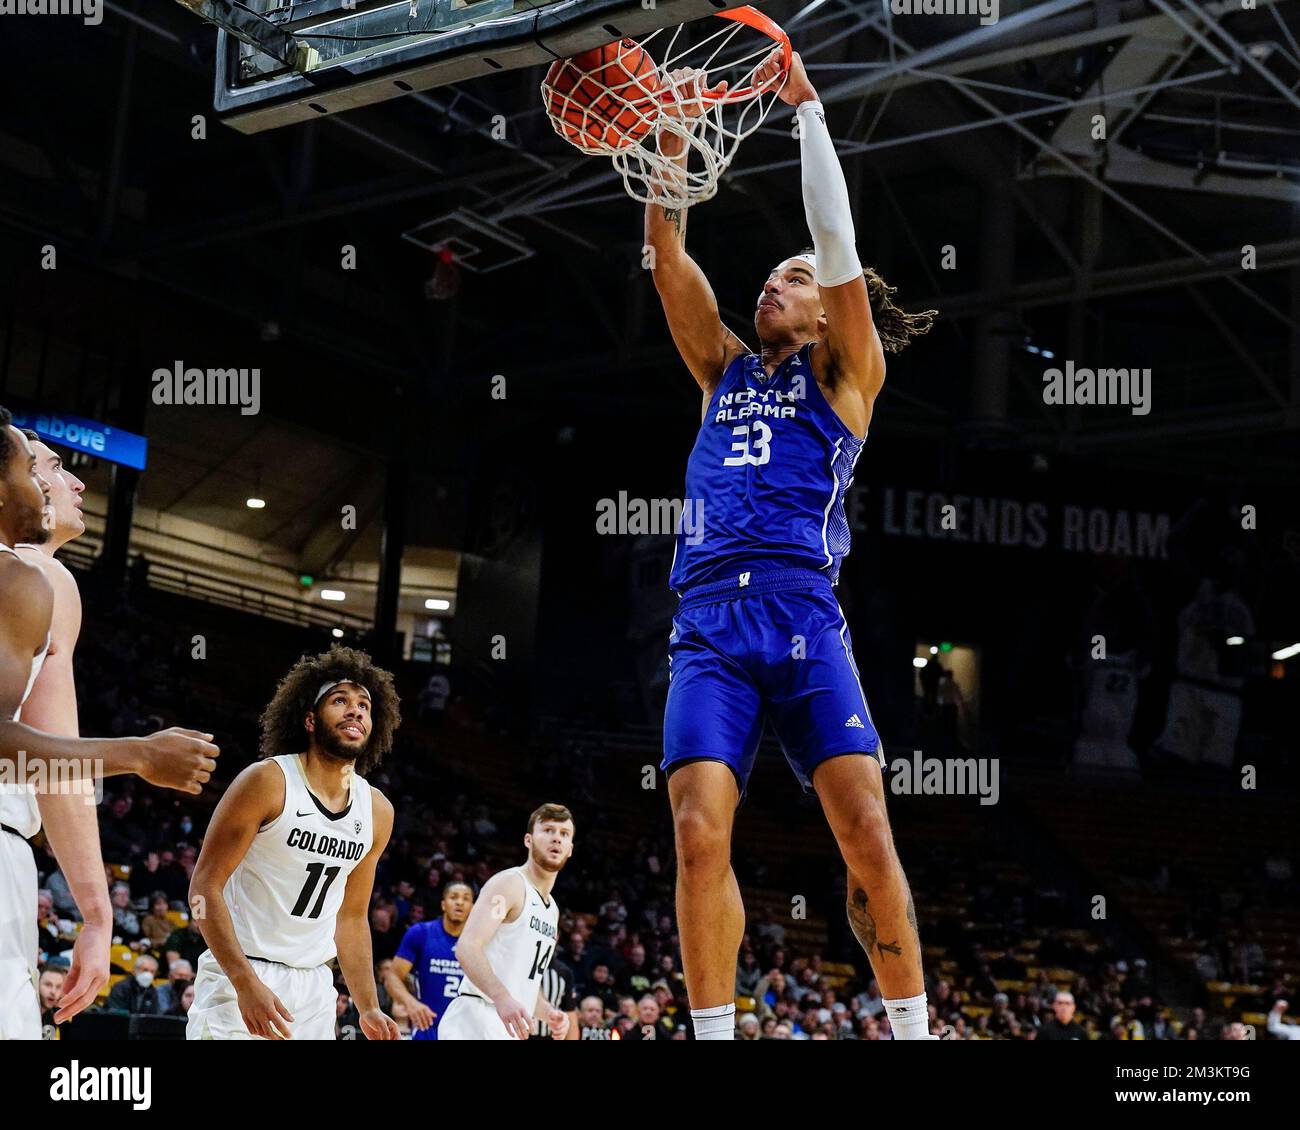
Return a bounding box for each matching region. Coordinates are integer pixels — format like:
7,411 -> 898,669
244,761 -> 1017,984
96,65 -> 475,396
7,405 -> 148,471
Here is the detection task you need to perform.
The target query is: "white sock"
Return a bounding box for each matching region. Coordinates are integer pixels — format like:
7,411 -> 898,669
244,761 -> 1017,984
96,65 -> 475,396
884,992 -> 933,1040
691,1003 -> 736,1040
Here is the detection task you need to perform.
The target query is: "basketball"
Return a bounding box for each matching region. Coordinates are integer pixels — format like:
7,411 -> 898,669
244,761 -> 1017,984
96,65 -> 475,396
542,38 -> 661,153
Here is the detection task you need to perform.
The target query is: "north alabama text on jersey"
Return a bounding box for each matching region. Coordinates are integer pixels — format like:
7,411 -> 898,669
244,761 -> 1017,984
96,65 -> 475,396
713,385 -> 804,423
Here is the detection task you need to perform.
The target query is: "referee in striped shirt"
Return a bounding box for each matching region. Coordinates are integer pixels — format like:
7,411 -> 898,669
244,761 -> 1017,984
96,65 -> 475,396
533,957 -> 579,1040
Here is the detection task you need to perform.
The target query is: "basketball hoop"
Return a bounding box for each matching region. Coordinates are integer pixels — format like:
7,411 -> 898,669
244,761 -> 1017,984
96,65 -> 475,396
541,6 -> 791,209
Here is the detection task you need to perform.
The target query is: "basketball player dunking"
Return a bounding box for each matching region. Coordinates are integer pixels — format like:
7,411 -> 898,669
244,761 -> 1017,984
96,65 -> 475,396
439,804 -> 574,1041
187,647 -> 401,1040
644,53 -> 938,1039
0,407 -> 219,1040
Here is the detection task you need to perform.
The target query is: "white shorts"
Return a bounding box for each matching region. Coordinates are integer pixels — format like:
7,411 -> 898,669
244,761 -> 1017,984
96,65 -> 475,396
438,994 -> 516,1041
0,831 -> 40,1041
186,950 -> 336,1040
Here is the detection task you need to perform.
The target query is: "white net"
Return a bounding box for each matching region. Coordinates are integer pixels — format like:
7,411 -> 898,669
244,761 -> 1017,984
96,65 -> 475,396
542,8 -> 789,209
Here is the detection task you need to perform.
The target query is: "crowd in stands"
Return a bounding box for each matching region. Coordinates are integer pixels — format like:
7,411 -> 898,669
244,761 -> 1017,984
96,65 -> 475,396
23,590 -> 1300,1040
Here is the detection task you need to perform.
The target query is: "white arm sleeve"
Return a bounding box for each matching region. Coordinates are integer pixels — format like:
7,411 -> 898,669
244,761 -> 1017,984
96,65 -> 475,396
797,99 -> 861,288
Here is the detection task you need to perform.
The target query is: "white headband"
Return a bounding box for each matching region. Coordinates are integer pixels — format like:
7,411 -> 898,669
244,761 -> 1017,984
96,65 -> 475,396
315,680 -> 370,706
789,252 -> 817,274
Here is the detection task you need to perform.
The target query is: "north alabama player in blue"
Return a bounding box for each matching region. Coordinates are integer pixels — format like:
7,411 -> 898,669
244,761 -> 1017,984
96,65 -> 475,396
439,804 -> 573,1041
187,647 -> 402,1040
644,51 -> 938,1041
385,880 -> 473,1039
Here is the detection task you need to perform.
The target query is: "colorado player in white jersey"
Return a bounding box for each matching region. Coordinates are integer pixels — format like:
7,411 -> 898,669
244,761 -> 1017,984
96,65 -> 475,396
13,432 -> 119,1025
187,646 -> 401,1040
440,804 -> 574,1040
0,407 -> 219,1040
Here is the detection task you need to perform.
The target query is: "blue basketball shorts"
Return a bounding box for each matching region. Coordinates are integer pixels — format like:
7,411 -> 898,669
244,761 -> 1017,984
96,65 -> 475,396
662,569 -> 884,796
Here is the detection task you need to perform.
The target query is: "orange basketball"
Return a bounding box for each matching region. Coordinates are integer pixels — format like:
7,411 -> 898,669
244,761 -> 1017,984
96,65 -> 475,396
543,38 -> 661,153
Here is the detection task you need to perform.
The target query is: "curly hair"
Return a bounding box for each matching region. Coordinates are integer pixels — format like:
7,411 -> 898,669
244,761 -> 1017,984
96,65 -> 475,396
864,266 -> 937,354
259,645 -> 401,775
798,250 -> 937,353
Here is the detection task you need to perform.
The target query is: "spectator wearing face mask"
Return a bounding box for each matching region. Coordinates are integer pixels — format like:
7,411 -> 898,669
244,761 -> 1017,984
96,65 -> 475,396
165,959 -> 194,1016
104,954 -> 173,1016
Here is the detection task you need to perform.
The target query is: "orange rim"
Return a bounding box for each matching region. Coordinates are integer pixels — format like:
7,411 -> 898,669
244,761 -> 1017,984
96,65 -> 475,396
655,4 -> 790,108
712,5 -> 791,101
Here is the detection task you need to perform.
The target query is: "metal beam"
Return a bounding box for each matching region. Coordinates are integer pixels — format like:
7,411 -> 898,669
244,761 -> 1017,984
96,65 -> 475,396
818,0 -> 1096,104
918,236 -> 1300,317
863,26 -> 1300,333
1183,283 -> 1288,407
850,0 -> 1286,96
1180,0 -> 1300,113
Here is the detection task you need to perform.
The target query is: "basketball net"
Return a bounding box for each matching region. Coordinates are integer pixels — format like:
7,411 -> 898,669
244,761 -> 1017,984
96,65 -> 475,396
544,8 -> 790,209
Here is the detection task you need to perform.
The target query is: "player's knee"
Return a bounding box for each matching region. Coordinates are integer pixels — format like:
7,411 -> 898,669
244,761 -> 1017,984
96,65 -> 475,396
673,806 -> 730,873
835,797 -> 894,872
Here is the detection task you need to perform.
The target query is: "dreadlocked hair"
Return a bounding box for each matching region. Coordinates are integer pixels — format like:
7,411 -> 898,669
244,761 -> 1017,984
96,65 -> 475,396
797,250 -> 937,353
864,267 -> 937,354
259,644 -> 401,775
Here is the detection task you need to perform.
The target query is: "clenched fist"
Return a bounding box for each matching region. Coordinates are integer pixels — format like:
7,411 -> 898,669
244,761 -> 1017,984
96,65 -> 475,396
135,728 -> 219,794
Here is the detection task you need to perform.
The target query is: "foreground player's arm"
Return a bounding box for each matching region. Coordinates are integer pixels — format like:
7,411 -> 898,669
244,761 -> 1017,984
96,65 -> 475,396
386,949 -> 436,1032
18,555 -> 108,1023
335,787 -> 399,1040
0,560 -> 218,784
643,74 -> 746,398
759,51 -> 885,432
453,869 -> 532,1039
188,761 -> 294,1039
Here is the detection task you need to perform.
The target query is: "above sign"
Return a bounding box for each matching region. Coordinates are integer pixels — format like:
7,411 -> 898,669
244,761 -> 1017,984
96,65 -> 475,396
9,407 -> 148,471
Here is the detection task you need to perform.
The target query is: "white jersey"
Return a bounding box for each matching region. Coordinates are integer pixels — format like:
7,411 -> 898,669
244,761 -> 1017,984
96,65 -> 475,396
0,542 -> 50,838
222,754 -> 374,969
458,867 -> 560,1007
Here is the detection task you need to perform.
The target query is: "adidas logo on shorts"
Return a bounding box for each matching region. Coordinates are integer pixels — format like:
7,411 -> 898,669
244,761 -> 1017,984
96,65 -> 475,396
845,714 -> 865,728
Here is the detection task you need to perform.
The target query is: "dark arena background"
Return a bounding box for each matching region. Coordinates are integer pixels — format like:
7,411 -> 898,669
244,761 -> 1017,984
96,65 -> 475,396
1,0 -> 1298,1093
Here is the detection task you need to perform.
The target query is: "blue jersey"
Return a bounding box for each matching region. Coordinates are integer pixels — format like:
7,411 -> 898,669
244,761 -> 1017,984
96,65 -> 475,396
395,920 -> 463,1040
669,342 -> 863,593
